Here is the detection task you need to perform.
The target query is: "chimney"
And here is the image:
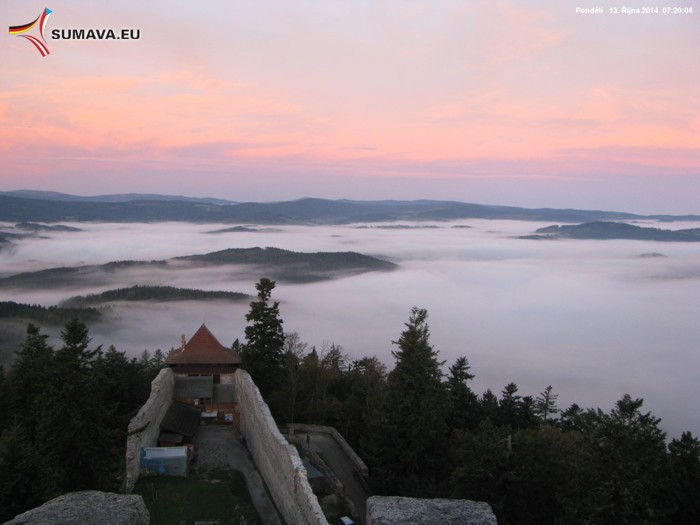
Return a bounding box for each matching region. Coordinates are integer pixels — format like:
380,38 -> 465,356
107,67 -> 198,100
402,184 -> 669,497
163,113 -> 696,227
180,334 -> 186,352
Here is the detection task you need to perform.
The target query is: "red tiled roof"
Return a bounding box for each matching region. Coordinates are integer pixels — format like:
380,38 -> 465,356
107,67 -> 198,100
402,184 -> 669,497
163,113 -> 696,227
165,324 -> 241,365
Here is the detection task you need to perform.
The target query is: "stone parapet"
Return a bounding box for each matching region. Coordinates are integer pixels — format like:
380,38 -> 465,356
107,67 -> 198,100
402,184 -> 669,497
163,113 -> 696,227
366,496 -> 497,525
233,370 -> 327,525
124,368 -> 174,492
2,491 -> 149,525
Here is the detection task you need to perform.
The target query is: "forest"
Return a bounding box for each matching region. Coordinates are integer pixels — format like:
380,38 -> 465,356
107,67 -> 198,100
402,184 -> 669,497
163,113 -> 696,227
0,278 -> 699,524
238,279 -> 700,525
0,322 -> 163,522
0,301 -> 100,324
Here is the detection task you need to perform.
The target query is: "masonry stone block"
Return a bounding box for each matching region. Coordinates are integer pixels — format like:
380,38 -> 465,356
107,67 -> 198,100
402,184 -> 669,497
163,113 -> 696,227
366,496 -> 497,525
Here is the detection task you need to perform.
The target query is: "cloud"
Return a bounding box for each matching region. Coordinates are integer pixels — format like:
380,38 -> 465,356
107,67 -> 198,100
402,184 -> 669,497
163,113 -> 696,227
1,0 -> 698,213
0,69 -> 306,160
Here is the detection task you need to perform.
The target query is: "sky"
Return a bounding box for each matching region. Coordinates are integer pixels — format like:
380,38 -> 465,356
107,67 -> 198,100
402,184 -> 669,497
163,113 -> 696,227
1,1 -> 699,214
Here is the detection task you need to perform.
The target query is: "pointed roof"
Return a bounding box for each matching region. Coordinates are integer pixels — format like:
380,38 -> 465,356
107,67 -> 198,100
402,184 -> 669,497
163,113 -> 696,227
165,324 -> 241,366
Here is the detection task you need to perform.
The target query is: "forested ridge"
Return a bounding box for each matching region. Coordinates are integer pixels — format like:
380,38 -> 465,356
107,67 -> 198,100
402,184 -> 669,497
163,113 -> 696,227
1,286 -> 699,524
532,221 -> 700,241
0,301 -> 100,323
0,248 -> 395,290
61,285 -> 250,307
0,193 -> 654,224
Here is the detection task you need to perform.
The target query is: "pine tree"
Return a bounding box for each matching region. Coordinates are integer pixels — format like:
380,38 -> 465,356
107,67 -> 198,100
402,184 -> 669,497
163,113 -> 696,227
0,423 -> 43,522
318,343 -> 349,426
534,385 -> 559,424
297,347 -> 323,421
37,319 -> 114,496
0,320 -> 166,520
4,324 -> 53,438
480,389 -> 500,423
240,278 -> 285,398
270,331 -> 307,425
498,382 -> 521,427
363,307 -> 449,496
576,395 -> 673,524
0,365 -> 6,434
446,356 -> 479,431
344,356 -> 387,446
668,431 -> 700,524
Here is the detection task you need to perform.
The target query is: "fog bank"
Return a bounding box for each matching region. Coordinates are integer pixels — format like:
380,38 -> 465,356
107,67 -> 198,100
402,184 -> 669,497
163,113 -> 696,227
1,220 -> 698,438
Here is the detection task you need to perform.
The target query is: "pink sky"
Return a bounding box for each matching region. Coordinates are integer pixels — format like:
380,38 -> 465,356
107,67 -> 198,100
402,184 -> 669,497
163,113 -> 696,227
1,0 -> 698,213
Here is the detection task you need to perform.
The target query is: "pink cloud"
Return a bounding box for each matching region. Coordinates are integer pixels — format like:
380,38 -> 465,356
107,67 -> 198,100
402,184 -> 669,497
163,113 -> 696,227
0,0 -> 697,214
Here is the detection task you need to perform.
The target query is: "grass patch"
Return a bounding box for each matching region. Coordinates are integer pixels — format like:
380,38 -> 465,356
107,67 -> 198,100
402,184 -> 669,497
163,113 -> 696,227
134,472 -> 261,525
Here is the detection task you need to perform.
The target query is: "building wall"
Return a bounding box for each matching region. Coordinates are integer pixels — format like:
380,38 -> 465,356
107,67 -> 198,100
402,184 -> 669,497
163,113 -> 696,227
232,370 -> 327,525
124,368 -> 174,492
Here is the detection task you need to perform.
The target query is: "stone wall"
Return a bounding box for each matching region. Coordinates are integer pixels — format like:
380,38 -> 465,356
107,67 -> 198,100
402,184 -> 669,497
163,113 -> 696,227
124,368 -> 174,492
366,496 -> 497,525
287,433 -> 349,508
291,423 -> 369,477
232,370 -> 327,525
3,491 -> 149,525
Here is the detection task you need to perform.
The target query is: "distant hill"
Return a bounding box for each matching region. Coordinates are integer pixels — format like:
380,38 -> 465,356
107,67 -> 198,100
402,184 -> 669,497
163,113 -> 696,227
0,247 -> 397,289
0,222 -> 81,250
14,222 -> 83,232
176,246 -> 395,268
61,285 -> 250,307
175,246 -> 396,282
0,261 -> 168,288
528,221 -> 700,241
0,232 -> 26,246
206,226 -> 280,234
0,190 -> 236,205
3,193 -> 697,224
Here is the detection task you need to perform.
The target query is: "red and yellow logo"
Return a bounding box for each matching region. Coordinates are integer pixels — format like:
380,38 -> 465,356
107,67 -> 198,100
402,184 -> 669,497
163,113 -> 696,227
9,8 -> 52,57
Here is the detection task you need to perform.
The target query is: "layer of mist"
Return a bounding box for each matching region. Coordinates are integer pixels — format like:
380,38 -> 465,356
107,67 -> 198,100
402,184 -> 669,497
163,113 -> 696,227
0,219 -> 698,438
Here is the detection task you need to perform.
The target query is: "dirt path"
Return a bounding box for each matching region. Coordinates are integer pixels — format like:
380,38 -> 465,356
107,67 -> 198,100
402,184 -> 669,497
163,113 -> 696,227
193,425 -> 282,525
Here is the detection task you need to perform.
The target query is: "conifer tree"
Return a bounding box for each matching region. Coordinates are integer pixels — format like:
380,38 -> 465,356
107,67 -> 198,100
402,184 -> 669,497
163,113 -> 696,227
535,385 -> 559,423
240,278 -> 285,398
480,389 -> 500,422
446,356 -> 479,431
0,365 -> 6,434
297,347 -> 322,421
344,356 -> 387,446
37,319 -> 114,495
0,423 -> 43,521
0,320 -> 164,520
668,431 -> 700,524
498,382 -> 521,427
577,395 -> 672,524
363,307 -> 449,495
270,331 -> 307,424
5,324 -> 53,438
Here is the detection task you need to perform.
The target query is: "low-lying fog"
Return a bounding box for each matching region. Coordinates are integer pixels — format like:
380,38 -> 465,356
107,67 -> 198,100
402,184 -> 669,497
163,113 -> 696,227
1,219 -> 699,438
